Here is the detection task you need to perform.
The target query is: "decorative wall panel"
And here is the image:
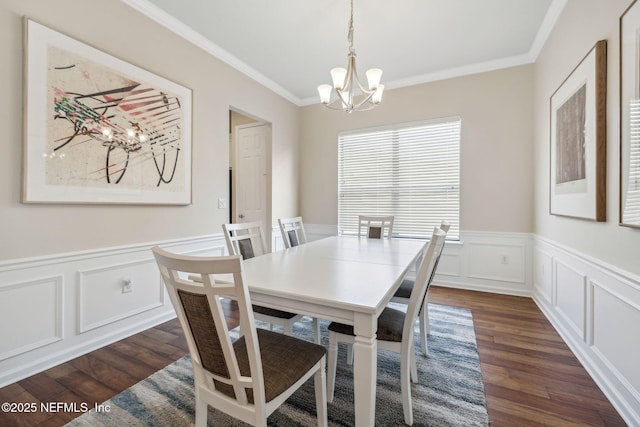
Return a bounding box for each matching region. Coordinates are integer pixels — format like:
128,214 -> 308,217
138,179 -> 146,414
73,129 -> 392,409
78,260 -> 164,333
0,276 -> 63,360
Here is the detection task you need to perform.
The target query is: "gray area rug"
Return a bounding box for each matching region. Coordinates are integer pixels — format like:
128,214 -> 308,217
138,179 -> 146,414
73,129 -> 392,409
66,303 -> 488,426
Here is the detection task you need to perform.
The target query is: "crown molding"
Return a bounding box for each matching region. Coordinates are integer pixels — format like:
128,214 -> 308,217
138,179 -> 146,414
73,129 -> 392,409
120,0 -> 303,105
121,0 -> 567,108
299,53 -> 533,106
528,0 -> 568,62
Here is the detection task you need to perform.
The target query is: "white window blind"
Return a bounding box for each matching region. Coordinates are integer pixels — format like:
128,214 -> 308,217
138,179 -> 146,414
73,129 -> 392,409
338,118 -> 460,239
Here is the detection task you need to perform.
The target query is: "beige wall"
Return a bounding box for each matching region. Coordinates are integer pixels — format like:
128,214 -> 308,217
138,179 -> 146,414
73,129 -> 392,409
533,0 -> 640,275
299,65 -> 535,232
0,0 -> 299,261
8,0 -> 636,280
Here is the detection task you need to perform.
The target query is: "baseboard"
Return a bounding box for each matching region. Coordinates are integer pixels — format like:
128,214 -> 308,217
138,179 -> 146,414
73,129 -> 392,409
0,310 -> 176,389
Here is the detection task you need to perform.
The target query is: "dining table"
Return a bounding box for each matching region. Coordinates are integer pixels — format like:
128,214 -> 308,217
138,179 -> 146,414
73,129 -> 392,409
239,235 -> 426,427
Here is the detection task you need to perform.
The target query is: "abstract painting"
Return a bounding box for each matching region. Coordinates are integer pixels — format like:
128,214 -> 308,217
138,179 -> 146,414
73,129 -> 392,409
549,40 -> 606,221
23,19 -> 192,204
555,84 -> 586,187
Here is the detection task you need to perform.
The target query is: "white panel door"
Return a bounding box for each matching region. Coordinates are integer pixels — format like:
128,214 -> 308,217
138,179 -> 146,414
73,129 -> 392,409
235,124 -> 269,229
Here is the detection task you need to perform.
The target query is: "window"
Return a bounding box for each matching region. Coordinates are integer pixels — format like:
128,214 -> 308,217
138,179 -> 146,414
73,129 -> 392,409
338,118 -> 460,239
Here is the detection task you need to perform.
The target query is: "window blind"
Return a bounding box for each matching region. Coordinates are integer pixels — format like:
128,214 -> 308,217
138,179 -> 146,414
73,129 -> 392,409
338,118 -> 460,239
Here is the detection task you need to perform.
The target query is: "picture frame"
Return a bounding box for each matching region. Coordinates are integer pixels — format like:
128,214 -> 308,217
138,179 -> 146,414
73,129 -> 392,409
620,1 -> 640,228
549,40 -> 607,221
23,19 -> 192,205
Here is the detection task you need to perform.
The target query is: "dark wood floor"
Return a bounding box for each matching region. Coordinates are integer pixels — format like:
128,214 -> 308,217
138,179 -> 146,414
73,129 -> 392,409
0,287 -> 627,426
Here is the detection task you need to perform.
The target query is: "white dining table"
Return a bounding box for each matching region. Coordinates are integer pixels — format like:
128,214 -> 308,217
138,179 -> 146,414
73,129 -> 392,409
240,235 -> 426,427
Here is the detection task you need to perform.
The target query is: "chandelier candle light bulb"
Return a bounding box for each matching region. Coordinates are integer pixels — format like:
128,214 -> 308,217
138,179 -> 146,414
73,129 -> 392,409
331,67 -> 347,90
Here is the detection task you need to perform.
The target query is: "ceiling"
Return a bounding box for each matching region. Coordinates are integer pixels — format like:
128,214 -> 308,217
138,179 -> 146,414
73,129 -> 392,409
122,0 -> 566,106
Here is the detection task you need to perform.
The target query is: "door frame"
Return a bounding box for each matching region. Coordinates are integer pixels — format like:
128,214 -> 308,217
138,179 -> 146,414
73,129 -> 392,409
231,118 -> 272,250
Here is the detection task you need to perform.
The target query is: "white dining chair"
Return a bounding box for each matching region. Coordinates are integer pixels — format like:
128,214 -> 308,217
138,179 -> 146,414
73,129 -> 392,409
152,247 -> 328,427
223,221 -> 269,259
278,216 -> 307,249
357,215 -> 394,239
222,221 -> 320,343
391,220 -> 450,356
326,227 -> 446,426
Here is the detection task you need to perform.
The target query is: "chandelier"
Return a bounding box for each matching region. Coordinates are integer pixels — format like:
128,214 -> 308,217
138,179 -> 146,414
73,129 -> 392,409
317,0 -> 384,113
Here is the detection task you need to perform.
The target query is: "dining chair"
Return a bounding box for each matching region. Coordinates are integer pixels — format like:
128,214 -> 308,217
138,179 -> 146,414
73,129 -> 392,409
152,247 -> 328,427
277,216 -> 307,249
223,221 -> 268,259
344,214 -> 396,365
357,215 -> 394,239
326,227 -> 446,426
222,222 -> 320,343
391,220 -> 450,356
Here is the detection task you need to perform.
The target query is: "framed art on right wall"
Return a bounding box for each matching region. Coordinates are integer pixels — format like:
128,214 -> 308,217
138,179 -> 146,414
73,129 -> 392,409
620,0 -> 640,228
549,40 -> 607,221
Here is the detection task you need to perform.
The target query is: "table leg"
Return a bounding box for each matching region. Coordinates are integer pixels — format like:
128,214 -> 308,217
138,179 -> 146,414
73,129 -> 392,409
352,313 -> 377,427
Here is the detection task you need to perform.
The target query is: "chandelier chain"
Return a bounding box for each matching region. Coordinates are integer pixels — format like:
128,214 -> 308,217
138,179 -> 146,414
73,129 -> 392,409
348,0 -> 355,53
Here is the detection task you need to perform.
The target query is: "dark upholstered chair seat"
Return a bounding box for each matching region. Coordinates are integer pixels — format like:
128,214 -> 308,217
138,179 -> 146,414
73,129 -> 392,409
252,305 -> 299,319
328,307 -> 405,343
393,278 -> 415,299
215,329 -> 326,403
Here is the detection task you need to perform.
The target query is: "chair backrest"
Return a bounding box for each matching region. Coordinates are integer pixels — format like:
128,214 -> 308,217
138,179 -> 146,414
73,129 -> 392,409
428,220 -> 450,282
357,215 -> 395,239
402,227 -> 446,348
277,216 -> 307,249
152,247 -> 268,409
222,221 -> 267,259
414,220 -> 450,272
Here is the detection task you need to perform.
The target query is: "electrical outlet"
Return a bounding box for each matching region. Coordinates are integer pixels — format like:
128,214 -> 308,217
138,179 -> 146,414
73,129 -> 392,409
218,198 -> 228,209
122,278 -> 133,294
501,255 -> 509,265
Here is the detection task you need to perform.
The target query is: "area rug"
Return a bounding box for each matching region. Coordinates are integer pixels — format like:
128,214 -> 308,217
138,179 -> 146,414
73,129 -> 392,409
66,303 -> 488,426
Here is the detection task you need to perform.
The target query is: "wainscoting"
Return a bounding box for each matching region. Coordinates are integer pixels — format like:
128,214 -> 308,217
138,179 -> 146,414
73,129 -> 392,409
1,227 -> 532,388
1,228 -> 638,425
533,236 -> 640,426
0,235 -> 227,388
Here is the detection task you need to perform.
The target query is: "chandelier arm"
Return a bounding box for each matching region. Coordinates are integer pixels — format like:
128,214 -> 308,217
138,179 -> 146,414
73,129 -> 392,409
335,88 -> 351,109
324,103 -> 347,111
353,91 -> 376,109
353,103 -> 377,112
351,67 -> 374,95
344,53 -> 356,92
323,99 -> 355,111
325,91 -> 376,112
